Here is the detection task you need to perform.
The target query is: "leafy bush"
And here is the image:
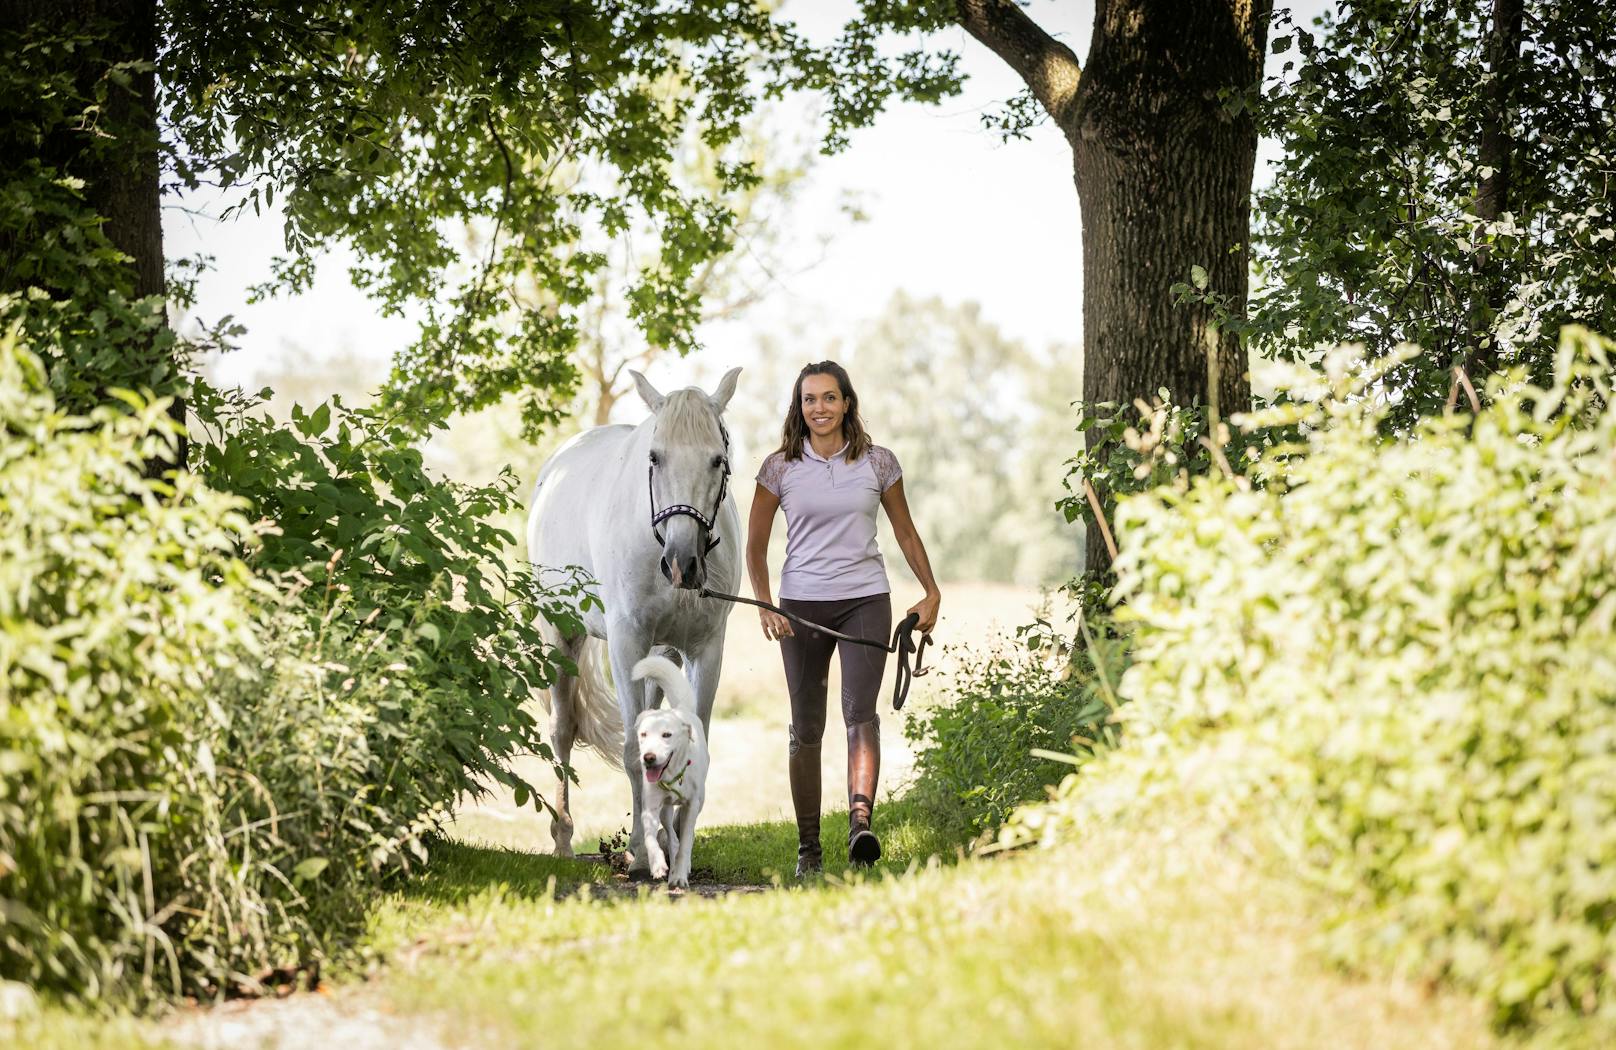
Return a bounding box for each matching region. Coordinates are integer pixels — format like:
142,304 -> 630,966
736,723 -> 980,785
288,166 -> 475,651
1,325 -> 585,1005
0,325 -> 263,999
196,391 -> 591,816
1007,328 -> 1616,1028
904,615 -> 1126,840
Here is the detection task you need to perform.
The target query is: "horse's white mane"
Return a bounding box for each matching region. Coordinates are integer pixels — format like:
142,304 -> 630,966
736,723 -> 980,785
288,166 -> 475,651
653,388 -> 725,446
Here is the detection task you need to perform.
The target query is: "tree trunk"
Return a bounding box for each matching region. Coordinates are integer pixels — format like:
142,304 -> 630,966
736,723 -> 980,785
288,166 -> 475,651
6,0 -> 181,467
1069,0 -> 1268,572
956,0 -> 1269,575
1466,0 -> 1522,384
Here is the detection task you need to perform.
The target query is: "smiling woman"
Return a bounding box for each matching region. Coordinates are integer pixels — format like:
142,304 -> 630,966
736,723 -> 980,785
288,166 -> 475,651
746,360 -> 942,877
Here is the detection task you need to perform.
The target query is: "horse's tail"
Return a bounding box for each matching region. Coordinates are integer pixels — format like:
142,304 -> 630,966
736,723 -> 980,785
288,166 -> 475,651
632,654 -> 697,720
535,630 -> 625,770
570,638 -> 626,769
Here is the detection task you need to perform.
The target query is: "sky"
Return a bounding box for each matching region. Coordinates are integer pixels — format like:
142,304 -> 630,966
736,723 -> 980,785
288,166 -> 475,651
167,1 -> 1330,414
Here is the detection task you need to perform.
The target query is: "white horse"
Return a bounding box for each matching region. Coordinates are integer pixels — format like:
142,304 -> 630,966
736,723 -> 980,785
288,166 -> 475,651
526,368 -> 741,877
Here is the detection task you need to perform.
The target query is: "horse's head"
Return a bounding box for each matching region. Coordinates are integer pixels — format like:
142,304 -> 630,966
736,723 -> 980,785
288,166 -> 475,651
635,367 -> 741,591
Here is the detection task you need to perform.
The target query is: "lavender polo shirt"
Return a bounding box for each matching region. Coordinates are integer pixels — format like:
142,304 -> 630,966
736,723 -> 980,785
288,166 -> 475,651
756,442 -> 903,601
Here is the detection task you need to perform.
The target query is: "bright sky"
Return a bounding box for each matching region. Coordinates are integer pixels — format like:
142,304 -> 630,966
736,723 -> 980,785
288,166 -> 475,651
168,2 -> 1329,407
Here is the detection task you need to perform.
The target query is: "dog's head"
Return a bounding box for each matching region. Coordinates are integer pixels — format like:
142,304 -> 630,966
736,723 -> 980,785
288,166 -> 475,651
635,707 -> 692,784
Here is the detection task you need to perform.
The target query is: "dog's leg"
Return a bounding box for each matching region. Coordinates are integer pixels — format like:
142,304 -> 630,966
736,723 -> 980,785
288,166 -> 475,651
672,790 -> 702,889
664,804 -> 681,887
641,805 -> 668,881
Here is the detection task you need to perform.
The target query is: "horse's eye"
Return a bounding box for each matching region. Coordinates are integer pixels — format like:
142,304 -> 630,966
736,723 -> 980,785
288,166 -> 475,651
711,455 -> 724,469
649,450 -> 661,466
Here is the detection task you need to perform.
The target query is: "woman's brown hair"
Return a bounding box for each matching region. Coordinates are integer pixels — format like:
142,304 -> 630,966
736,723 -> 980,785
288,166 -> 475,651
775,360 -> 871,462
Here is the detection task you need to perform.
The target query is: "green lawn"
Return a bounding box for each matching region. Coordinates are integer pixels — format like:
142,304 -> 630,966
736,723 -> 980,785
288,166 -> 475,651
355,822 -> 1503,1050
14,797 -> 1612,1048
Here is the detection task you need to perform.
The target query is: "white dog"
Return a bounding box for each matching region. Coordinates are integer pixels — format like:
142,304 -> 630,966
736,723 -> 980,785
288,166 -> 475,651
631,655 -> 710,889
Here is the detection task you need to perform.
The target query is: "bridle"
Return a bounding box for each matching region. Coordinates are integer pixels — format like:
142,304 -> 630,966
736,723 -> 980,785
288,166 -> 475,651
648,419 -> 731,556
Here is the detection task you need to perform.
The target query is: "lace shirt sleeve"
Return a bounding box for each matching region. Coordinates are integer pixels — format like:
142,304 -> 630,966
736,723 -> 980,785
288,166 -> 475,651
756,451 -> 788,497
869,445 -> 903,492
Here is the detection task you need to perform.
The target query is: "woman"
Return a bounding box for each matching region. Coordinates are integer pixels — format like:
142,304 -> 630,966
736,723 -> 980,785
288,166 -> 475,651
747,360 -> 941,876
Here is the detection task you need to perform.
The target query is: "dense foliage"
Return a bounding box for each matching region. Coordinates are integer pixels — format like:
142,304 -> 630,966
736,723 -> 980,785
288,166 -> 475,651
158,0 -> 962,434
1010,328 -> 1616,1028
195,389 -> 592,812
1249,0 -> 1616,424
0,323 -> 585,1004
903,619 -> 1125,839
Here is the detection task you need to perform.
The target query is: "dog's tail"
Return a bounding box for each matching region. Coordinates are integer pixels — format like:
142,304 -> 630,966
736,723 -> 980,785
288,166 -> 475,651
534,629 -> 625,770
632,654 -> 697,720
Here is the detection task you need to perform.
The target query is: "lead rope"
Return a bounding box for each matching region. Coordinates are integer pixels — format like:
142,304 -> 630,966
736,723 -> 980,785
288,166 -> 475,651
697,588 -> 932,710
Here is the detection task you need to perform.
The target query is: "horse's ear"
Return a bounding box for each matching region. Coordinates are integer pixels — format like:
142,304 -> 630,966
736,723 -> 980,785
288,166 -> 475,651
631,370 -> 666,413
709,366 -> 742,414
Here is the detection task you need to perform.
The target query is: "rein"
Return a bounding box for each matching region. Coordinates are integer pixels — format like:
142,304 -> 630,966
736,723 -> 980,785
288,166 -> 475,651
698,588 -> 933,710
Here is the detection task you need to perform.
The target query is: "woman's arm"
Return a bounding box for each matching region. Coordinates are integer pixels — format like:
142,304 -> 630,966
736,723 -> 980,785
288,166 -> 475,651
745,483 -> 793,639
879,478 -> 941,634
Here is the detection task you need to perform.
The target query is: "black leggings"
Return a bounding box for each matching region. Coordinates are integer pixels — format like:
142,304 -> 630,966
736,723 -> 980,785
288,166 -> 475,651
779,593 -> 891,750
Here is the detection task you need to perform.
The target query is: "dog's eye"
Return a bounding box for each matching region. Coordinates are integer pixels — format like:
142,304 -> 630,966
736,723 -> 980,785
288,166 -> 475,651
662,731 -> 672,738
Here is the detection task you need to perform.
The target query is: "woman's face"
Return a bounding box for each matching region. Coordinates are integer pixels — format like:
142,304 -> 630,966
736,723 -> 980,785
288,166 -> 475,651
799,373 -> 848,442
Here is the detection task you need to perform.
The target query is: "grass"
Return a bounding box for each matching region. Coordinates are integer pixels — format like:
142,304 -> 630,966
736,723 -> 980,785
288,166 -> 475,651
18,796 -> 1613,1049
352,821 -> 1505,1050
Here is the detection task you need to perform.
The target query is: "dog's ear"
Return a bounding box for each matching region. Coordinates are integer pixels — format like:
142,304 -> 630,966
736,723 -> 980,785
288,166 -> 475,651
709,366 -> 741,414
631,369 -> 666,413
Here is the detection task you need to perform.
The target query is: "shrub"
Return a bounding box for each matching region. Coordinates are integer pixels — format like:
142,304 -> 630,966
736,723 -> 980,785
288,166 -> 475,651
196,391 -> 592,819
904,614 -> 1126,840
1,325 -> 586,1005
0,325 -> 263,999
1007,329 -> 1616,1028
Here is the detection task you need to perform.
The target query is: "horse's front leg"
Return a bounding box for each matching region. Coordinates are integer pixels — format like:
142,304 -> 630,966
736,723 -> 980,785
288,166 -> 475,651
686,632 -> 727,736
608,627 -> 655,878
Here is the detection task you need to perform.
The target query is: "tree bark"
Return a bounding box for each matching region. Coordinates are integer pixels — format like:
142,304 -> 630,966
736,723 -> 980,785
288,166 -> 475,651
1466,0 -> 1522,383
958,0 -> 1270,574
6,0 -> 181,467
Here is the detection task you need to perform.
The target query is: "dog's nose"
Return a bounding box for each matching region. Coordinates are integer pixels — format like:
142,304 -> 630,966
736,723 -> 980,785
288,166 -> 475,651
643,752 -> 657,765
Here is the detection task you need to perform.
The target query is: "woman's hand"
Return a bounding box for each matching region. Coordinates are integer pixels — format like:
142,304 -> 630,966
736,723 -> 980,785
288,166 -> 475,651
761,609 -> 795,641
908,590 -> 941,635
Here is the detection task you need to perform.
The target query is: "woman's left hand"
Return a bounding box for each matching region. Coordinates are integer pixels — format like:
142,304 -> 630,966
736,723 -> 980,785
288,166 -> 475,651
908,590 -> 941,635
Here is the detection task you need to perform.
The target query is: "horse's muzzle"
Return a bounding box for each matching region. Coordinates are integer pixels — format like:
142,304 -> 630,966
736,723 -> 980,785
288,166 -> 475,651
660,553 -> 705,590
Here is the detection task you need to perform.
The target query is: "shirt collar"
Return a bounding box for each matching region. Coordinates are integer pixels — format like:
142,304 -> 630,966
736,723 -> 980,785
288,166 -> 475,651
802,440 -> 849,463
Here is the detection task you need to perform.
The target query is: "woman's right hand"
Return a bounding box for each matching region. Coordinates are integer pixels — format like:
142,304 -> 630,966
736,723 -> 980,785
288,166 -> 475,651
760,610 -> 794,641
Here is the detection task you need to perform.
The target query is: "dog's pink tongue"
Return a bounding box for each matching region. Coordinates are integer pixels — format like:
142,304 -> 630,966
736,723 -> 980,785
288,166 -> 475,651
646,765 -> 663,783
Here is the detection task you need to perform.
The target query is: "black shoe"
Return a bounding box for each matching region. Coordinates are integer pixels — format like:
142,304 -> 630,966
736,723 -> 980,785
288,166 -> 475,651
848,822 -> 881,867
795,848 -> 823,878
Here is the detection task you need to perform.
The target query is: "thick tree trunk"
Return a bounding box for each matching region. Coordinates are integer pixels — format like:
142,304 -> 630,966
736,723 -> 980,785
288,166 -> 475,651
1068,1 -> 1267,574
6,0 -> 181,466
957,0 -> 1269,576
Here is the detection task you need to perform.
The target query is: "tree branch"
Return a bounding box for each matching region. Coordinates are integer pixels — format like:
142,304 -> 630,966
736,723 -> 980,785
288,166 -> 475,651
955,0 -> 1082,131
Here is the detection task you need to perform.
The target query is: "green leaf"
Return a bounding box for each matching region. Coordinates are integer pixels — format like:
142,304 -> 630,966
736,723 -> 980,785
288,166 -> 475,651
293,857 -> 329,882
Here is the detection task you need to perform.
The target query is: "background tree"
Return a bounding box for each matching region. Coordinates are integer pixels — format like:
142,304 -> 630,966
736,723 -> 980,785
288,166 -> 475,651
1248,0 -> 1616,425
2,0 -> 963,443
729,293 -> 1082,587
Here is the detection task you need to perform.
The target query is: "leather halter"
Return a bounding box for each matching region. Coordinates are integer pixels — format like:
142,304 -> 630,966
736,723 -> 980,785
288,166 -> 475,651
648,420 -> 730,555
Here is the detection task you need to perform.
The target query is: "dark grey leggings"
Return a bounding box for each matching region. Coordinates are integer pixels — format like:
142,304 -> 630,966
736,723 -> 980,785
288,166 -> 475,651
780,593 -> 891,749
